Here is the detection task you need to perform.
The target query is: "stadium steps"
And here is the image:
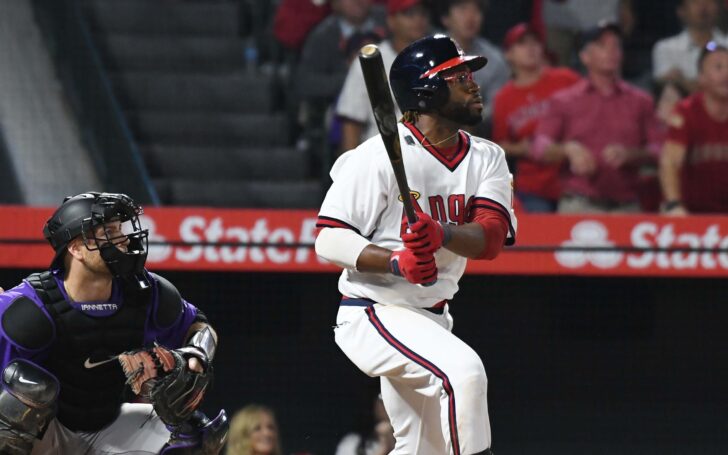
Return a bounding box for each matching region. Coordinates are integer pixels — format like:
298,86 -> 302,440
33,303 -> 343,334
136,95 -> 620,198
83,0 -> 241,36
110,72 -> 274,113
141,145 -> 308,181
127,111 -> 290,147
96,35 -> 246,72
82,0 -> 319,207
154,179 -> 323,209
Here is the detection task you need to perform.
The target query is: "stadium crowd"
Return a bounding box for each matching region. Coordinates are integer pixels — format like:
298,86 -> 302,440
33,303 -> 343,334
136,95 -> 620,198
274,0 -> 728,215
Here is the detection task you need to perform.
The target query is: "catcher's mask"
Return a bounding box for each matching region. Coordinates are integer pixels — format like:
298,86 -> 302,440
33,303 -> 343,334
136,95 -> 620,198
43,192 -> 150,289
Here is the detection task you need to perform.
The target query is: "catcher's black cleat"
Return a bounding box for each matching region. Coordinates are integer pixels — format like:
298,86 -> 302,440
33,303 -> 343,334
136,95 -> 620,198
160,410 -> 228,455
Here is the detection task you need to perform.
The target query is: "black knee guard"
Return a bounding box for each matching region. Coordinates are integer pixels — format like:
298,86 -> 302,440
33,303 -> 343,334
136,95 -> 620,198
0,360 -> 59,455
160,409 -> 228,455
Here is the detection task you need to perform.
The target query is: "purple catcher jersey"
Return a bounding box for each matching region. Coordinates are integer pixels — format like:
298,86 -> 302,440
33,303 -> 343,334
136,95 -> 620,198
0,270 -> 199,370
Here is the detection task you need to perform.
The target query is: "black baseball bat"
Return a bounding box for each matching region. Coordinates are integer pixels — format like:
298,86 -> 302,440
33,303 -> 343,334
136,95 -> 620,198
359,44 -> 418,226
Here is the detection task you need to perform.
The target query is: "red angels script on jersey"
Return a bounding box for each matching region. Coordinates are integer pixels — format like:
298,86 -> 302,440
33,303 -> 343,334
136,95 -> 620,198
400,193 -> 468,235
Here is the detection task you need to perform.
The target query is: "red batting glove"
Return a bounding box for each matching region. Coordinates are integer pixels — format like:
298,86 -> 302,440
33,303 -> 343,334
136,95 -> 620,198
389,249 -> 438,285
401,212 -> 445,254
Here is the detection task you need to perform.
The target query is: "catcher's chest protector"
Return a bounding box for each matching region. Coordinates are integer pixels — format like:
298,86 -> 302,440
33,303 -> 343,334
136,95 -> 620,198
27,272 -> 150,432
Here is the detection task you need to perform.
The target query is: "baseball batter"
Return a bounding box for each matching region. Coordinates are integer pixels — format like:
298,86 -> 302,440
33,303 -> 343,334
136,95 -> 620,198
315,35 -> 517,455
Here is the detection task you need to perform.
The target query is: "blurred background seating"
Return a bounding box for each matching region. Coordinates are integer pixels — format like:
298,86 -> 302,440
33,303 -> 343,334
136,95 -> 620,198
0,0 -> 725,215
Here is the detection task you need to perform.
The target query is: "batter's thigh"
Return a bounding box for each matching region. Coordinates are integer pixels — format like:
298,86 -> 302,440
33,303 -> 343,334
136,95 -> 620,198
335,304 -> 491,455
33,403 -> 169,455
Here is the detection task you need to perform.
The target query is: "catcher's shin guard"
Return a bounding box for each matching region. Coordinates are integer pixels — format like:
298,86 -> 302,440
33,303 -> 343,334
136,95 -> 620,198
0,360 -> 59,455
160,410 -> 228,455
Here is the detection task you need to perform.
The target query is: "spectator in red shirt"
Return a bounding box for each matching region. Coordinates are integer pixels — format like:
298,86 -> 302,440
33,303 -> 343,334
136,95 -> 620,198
659,42 -> 728,214
531,22 -> 662,213
273,0 -> 331,51
493,23 -> 580,212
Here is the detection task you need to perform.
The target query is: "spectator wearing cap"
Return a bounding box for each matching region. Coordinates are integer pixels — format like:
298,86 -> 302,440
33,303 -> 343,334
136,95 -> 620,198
438,0 -> 509,124
336,0 -> 430,152
653,0 -> 728,94
297,1 -> 386,107
539,0 -> 620,66
532,23 -> 662,213
492,23 -> 580,212
297,0 -> 386,162
659,43 -> 728,214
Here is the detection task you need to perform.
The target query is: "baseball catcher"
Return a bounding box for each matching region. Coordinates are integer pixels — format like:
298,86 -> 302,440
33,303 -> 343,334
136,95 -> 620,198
0,192 -> 228,454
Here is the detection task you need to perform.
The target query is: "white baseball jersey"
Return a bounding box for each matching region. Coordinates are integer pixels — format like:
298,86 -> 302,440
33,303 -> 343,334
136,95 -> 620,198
318,122 -> 517,308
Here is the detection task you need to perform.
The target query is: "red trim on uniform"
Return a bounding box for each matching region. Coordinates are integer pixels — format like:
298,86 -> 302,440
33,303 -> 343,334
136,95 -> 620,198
471,208 -> 508,259
468,197 -> 516,246
364,306 -> 461,455
419,56 -> 470,79
468,197 -> 511,222
315,216 -> 362,235
403,122 -> 470,172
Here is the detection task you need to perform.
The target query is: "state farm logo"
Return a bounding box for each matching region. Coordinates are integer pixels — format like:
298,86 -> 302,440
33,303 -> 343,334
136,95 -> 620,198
555,220 -> 728,270
628,222 -> 728,270
555,221 -> 623,268
140,215 -> 326,265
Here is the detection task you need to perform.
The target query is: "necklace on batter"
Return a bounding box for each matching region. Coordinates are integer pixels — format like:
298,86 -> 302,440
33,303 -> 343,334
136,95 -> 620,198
422,130 -> 459,147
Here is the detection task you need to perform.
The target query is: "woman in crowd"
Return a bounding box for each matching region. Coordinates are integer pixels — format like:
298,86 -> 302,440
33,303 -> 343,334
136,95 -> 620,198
226,404 -> 282,455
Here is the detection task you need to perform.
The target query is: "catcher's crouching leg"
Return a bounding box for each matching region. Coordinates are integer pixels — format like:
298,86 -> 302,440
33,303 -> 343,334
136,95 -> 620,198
160,410 -> 228,455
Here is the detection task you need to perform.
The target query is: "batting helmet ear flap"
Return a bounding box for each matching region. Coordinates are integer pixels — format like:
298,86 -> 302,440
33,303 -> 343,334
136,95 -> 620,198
412,83 -> 450,110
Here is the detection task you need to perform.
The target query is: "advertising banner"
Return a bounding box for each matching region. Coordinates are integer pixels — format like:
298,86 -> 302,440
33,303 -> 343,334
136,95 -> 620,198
1,206 -> 726,277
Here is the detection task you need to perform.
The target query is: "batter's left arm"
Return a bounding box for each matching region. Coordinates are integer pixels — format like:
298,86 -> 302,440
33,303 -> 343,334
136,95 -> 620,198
443,216 -> 507,260
403,146 -> 516,260
408,211 -> 508,261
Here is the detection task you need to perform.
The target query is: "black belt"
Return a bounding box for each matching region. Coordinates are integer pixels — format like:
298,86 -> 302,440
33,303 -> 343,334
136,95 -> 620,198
340,297 -> 446,315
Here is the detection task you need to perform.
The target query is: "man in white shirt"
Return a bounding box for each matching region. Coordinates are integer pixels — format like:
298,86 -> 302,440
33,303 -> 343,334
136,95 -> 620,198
335,0 -> 429,153
652,0 -> 728,93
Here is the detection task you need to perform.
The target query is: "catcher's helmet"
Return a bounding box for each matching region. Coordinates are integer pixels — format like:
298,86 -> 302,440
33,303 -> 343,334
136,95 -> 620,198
43,192 -> 150,289
389,34 -> 488,112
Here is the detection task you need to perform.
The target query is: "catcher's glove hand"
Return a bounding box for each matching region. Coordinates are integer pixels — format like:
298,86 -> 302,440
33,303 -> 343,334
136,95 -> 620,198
118,345 -> 212,427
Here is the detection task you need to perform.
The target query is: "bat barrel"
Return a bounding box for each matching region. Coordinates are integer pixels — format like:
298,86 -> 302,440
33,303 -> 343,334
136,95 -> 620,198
358,45 -> 417,225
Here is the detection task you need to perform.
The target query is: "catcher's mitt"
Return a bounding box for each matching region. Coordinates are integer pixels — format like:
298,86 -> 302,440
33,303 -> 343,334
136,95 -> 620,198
118,345 -> 211,427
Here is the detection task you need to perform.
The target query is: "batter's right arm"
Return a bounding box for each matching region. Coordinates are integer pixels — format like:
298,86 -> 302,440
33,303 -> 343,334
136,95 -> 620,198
315,228 -> 437,284
354,244 -> 391,273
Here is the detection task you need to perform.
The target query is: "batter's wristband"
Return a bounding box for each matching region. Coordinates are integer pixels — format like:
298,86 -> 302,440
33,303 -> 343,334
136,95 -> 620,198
388,252 -> 402,276
440,222 -> 452,246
